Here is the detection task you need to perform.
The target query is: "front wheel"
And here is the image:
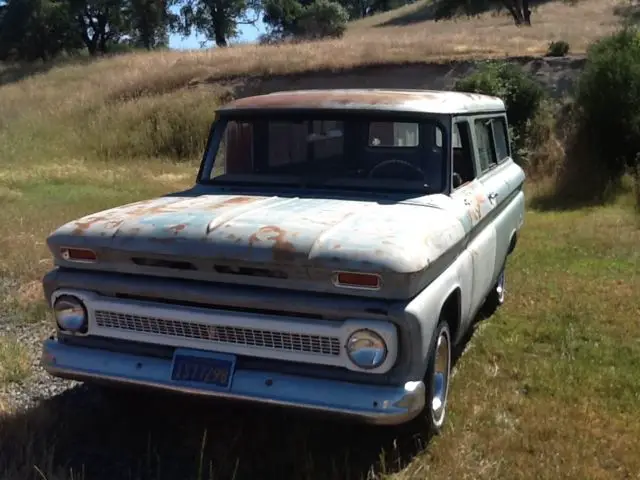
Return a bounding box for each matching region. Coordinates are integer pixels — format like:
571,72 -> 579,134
424,319 -> 452,435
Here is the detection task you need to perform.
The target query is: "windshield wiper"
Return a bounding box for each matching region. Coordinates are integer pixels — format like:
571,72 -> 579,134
297,172 -> 339,189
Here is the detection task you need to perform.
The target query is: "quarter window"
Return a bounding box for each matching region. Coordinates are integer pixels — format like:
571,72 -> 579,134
473,116 -> 510,173
474,119 -> 496,172
491,117 -> 510,162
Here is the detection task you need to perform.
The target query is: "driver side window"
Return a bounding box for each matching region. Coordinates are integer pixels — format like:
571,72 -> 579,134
452,121 -> 476,189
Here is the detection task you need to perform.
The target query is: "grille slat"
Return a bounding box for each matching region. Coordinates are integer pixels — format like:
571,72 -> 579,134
94,310 -> 342,357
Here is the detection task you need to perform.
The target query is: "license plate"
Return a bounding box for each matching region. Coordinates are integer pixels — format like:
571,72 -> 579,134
170,349 -> 236,390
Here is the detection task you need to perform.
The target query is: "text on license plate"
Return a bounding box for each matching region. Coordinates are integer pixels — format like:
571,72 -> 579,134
170,349 -> 236,389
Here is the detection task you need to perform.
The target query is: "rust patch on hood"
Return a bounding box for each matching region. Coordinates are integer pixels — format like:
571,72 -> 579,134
167,224 -> 187,235
248,225 -> 297,262
71,216 -> 111,236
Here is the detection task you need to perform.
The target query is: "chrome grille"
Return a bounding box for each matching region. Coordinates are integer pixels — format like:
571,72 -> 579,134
94,310 -> 342,356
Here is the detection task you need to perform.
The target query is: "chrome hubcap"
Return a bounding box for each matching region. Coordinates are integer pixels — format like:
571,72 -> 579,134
497,270 -> 506,304
431,329 -> 451,427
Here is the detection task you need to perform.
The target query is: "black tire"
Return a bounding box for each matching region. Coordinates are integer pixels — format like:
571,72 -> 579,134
422,318 -> 452,436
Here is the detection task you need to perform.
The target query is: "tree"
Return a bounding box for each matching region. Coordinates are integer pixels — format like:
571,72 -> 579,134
504,0 -> 531,25
177,0 -> 260,47
262,0 -> 303,38
0,0 -> 178,59
296,0 -> 348,39
69,0 -> 130,55
263,0 -> 347,40
0,0 -> 81,61
125,0 -> 178,49
434,0 -> 535,26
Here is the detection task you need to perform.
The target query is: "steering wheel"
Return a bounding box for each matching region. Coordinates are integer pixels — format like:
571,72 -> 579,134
368,159 -> 425,181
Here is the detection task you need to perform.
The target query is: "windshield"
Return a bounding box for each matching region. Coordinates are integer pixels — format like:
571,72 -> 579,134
201,115 -> 447,193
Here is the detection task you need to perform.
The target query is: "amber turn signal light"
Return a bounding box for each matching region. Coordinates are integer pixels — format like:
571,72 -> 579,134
334,272 -> 381,289
60,247 -> 98,262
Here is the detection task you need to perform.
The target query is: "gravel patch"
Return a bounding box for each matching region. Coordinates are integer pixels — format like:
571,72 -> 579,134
0,320 -> 79,412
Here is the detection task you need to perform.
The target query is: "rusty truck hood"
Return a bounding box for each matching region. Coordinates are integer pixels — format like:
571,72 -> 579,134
47,191 -> 466,278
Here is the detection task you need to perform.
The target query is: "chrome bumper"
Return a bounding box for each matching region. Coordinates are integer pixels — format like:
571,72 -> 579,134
41,338 -> 425,426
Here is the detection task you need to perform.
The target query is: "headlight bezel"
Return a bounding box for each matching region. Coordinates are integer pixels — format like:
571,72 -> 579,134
53,294 -> 89,334
346,328 -> 388,370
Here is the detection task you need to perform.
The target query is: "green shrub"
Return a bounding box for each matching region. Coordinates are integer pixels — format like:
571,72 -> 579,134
297,0 -> 348,40
574,28 -> 640,181
547,40 -> 570,57
454,61 -> 546,166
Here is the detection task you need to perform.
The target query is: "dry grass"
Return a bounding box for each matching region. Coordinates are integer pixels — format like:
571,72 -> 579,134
0,337 -> 31,385
0,0 -> 639,478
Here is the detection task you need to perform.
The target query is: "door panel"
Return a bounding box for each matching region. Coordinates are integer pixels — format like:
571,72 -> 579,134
479,166 -> 512,278
450,179 -> 498,318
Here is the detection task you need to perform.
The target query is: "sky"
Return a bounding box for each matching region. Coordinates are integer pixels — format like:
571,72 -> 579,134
168,10 -> 267,50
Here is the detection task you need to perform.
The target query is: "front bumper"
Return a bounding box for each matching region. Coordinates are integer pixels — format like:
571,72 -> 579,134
41,338 -> 426,426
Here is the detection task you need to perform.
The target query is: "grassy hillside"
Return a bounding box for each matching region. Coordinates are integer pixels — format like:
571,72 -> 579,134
1,0 -> 639,478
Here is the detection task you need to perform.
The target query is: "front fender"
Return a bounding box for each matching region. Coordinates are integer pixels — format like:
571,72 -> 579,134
394,249 -> 472,381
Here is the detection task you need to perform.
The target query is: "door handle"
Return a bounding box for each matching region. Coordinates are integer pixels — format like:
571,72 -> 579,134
488,192 -> 499,201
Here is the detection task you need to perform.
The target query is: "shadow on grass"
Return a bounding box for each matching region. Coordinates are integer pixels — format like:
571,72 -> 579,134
0,56 -> 94,87
0,62 -> 53,86
0,324 -> 479,480
374,0 -> 556,28
374,1 -> 440,27
528,191 -> 609,212
527,174 -> 627,212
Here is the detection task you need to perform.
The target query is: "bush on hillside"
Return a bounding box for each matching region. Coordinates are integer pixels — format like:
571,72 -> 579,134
547,40 -> 570,57
454,61 -> 547,167
263,0 -> 347,41
296,0 -> 348,40
573,28 -> 640,181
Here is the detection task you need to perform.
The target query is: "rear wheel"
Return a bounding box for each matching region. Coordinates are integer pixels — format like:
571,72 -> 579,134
481,264 -> 506,318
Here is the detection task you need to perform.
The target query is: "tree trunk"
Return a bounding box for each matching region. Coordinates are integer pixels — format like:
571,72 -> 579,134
522,0 -> 532,25
98,34 -> 108,53
211,3 -> 228,47
502,1 -> 522,25
78,13 -> 100,55
214,29 -> 228,47
139,0 -> 153,49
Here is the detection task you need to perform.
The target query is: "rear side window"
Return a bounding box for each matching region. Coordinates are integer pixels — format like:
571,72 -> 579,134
473,116 -> 510,173
491,117 -> 510,162
474,119 -> 496,172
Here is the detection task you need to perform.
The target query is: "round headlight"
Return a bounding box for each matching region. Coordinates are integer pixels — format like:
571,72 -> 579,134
346,329 -> 387,369
53,295 -> 88,334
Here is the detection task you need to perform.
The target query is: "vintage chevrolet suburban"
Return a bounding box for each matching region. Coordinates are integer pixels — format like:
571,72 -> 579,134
40,89 -> 525,431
